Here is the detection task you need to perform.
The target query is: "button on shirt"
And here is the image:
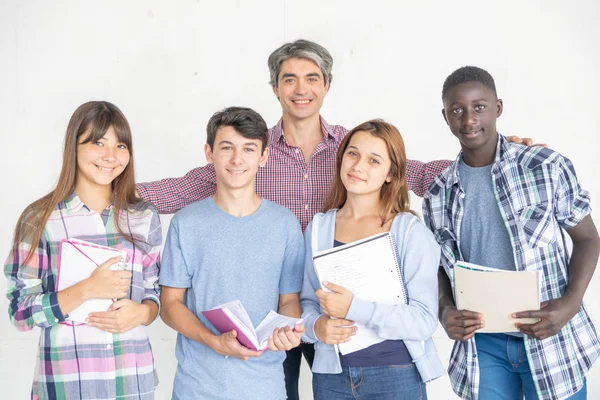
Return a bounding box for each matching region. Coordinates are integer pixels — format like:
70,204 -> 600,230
423,135 -> 600,400
137,117 -> 452,230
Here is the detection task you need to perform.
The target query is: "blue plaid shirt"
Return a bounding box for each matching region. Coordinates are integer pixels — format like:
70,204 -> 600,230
423,135 -> 600,400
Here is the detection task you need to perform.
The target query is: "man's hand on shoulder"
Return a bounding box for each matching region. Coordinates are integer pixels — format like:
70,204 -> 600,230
506,135 -> 548,148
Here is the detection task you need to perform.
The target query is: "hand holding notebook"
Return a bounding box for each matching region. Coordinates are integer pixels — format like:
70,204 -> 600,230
312,232 -> 406,354
57,238 -> 128,324
454,261 -> 541,333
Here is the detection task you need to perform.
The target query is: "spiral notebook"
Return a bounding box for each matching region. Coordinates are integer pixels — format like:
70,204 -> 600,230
312,232 -> 406,354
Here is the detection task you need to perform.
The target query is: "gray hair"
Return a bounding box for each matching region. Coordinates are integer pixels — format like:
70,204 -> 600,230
268,39 -> 333,87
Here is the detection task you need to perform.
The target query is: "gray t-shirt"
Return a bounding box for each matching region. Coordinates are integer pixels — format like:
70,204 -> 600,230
160,197 -> 305,400
458,159 -> 516,271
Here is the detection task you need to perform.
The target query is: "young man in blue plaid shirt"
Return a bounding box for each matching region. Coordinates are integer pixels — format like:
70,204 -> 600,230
423,66 -> 600,400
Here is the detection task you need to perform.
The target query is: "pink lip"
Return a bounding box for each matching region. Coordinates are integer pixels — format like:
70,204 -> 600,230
347,174 -> 365,182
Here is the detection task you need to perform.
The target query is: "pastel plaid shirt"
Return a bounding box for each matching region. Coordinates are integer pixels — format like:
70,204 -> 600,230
423,135 -> 600,400
4,193 -> 162,400
137,117 -> 451,229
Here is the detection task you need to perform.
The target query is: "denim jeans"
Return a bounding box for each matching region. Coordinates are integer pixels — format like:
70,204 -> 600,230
283,343 -> 315,400
312,364 -> 427,400
475,333 -> 587,399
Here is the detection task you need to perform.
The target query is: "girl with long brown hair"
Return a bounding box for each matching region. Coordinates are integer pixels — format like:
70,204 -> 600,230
4,101 -> 161,399
300,120 -> 444,399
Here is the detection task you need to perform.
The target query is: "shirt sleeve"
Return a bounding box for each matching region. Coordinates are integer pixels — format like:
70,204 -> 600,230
299,220 -> 325,343
345,221 -> 441,341
279,216 -> 305,295
553,155 -> 591,229
4,224 -> 66,331
136,165 -> 217,214
158,215 -> 193,289
141,207 -> 162,315
406,158 -> 452,198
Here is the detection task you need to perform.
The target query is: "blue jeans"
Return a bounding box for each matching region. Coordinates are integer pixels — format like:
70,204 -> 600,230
313,364 -> 427,400
475,333 -> 587,399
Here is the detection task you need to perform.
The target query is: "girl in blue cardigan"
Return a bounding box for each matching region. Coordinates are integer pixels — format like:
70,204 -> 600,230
300,120 -> 444,400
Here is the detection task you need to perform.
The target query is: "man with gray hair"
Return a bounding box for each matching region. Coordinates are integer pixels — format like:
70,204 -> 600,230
137,39 -> 532,398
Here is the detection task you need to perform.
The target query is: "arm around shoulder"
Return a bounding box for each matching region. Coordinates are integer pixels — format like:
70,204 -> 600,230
136,164 -> 217,214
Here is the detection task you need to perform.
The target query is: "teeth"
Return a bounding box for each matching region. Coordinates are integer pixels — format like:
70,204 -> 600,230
293,100 -> 310,104
96,166 -> 114,171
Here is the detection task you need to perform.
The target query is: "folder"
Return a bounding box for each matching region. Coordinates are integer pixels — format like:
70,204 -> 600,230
56,238 -> 127,324
454,261 -> 540,332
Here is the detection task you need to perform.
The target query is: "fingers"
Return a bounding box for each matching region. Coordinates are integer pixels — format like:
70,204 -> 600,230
449,309 -> 483,320
443,309 -> 484,341
322,281 -> 347,294
98,256 -> 123,270
512,310 -> 547,319
269,327 -> 297,351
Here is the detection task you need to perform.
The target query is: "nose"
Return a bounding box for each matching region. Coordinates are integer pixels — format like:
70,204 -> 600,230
102,146 -> 117,162
230,148 -> 243,164
352,156 -> 366,172
463,108 -> 478,126
295,79 -> 308,95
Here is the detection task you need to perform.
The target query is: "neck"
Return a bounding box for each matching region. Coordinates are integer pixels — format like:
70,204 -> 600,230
212,186 -> 262,217
462,132 -> 499,167
281,113 -> 323,147
75,181 -> 113,213
338,192 -> 382,220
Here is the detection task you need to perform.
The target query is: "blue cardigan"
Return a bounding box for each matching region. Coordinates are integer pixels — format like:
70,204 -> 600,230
300,209 -> 445,382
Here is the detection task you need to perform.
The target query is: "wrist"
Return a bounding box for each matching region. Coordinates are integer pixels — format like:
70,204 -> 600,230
438,296 -> 455,319
76,279 -> 92,301
201,330 -> 221,351
140,300 -> 158,325
313,315 -> 326,342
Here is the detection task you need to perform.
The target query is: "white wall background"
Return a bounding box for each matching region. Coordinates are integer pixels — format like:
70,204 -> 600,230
1,1 -> 599,399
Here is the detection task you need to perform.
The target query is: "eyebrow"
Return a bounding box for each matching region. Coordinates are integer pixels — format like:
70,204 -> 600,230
281,72 -> 322,79
348,145 -> 384,159
218,140 -> 258,147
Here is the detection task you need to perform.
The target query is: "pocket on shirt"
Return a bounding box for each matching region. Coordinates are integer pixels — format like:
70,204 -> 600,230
516,203 -> 556,248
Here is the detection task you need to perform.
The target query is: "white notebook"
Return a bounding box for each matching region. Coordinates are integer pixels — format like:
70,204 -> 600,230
312,232 -> 406,354
57,238 -> 127,324
454,261 -> 541,332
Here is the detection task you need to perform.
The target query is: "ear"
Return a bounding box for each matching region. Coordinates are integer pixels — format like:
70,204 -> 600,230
204,143 -> 214,164
324,80 -> 330,95
496,99 -> 504,118
441,109 -> 449,126
259,146 -> 269,168
385,175 -> 392,183
272,85 -> 280,101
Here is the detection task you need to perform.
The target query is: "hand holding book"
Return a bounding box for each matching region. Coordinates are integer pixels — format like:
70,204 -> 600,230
512,295 -> 582,340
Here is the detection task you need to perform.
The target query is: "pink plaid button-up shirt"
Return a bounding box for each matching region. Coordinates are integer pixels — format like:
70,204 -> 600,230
137,117 -> 451,230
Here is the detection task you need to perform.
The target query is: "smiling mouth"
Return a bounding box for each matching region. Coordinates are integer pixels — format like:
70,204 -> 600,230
461,128 -> 483,138
292,99 -> 311,104
226,169 -> 247,174
347,174 -> 365,182
95,165 -> 115,171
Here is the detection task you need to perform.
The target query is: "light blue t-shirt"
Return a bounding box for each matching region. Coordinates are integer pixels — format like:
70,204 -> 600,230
159,197 -> 305,400
458,159 -> 516,271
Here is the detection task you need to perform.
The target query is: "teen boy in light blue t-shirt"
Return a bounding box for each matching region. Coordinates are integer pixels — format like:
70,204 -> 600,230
159,107 -> 306,400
